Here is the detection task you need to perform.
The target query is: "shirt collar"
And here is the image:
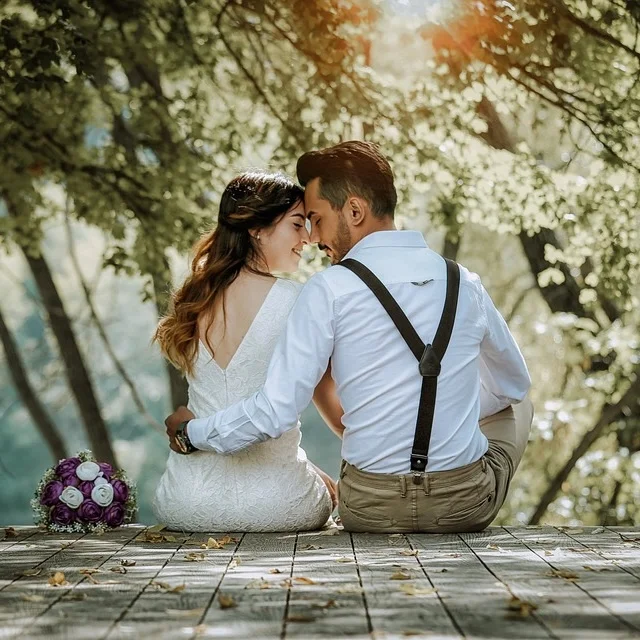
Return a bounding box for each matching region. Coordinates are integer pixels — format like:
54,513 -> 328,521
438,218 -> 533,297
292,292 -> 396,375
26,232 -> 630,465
343,230 -> 428,261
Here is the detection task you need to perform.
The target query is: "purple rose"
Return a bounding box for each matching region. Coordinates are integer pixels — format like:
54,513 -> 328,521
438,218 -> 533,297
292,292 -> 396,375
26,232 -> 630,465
50,503 -> 76,526
62,474 -> 80,487
98,462 -> 114,479
55,457 -> 81,478
40,480 -> 64,506
104,502 -> 126,528
77,500 -> 103,523
110,479 -> 129,503
78,481 -> 94,498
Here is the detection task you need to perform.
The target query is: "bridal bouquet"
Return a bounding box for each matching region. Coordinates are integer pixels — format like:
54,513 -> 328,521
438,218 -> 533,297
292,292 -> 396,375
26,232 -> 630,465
31,450 -> 137,533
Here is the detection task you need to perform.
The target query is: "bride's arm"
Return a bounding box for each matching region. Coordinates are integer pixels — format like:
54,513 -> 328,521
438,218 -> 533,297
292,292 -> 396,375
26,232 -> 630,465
312,360 -> 345,439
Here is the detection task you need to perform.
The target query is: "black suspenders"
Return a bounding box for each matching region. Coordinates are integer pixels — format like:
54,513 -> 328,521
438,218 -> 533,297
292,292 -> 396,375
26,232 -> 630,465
338,258 -> 460,480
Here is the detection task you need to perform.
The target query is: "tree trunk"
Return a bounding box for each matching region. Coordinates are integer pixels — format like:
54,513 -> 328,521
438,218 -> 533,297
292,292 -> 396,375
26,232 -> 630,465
0,307 -> 68,461
21,249 -> 116,465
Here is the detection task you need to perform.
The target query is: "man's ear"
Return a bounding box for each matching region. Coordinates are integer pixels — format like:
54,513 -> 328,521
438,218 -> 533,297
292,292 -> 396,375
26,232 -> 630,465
346,197 -> 367,226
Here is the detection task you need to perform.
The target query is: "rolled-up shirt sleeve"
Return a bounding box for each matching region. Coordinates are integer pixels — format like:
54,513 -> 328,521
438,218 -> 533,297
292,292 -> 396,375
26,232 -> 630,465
186,274 -> 336,453
478,284 -> 531,419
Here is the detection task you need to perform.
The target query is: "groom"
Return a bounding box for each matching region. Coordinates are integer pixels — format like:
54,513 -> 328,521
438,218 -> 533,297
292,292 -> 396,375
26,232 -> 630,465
165,141 -> 533,533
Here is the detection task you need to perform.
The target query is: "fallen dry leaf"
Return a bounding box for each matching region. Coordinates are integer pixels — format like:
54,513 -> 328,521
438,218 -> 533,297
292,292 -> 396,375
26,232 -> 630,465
399,549 -> 419,557
582,565 -> 612,572
110,566 -> 127,574
318,528 -> 340,536
390,569 -> 412,581
228,558 -> 241,569
286,614 -> 316,623
486,544 -> 503,551
507,596 -> 538,617
389,534 -> 403,538
545,569 -> 579,581
20,594 -> 44,602
64,592 -> 88,601
152,581 -> 186,593
79,569 -> 101,584
4,527 -> 18,538
544,550 -> 554,557
20,568 -> 42,577
48,572 -> 69,587
334,557 -> 353,563
312,599 -> 337,609
120,559 -> 137,567
300,544 -> 321,550
137,530 -> 176,543
447,553 -> 462,558
592,527 -> 606,534
218,594 -> 237,609
184,552 -> 206,562
245,579 -> 270,590
269,568 -> 282,574
294,577 -> 317,585
399,584 -> 436,596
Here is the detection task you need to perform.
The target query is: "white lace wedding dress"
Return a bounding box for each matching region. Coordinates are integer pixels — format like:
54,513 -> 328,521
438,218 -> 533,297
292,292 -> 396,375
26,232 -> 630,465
153,278 -> 333,532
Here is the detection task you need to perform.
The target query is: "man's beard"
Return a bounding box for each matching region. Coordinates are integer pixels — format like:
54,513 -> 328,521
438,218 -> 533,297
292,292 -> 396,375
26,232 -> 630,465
328,214 -> 353,264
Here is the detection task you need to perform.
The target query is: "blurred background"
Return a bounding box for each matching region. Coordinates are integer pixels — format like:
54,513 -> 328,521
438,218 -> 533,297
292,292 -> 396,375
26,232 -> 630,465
1,0 -> 638,526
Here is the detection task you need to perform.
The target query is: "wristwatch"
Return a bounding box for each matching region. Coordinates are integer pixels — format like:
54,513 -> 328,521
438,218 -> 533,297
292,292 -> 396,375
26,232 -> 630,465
174,420 -> 198,454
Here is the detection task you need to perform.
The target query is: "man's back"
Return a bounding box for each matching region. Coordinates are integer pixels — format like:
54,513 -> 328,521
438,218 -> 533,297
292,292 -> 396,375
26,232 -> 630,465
316,230 -> 529,473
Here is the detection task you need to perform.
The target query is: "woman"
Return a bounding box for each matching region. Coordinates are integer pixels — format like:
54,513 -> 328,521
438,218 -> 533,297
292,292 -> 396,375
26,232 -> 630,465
152,171 -> 342,532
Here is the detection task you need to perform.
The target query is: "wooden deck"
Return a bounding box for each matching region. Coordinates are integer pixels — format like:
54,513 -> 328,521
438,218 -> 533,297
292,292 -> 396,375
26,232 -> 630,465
0,525 -> 639,639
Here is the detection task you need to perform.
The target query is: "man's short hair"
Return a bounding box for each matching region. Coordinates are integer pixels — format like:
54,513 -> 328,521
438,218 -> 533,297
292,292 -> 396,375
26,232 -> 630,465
296,141 -> 397,219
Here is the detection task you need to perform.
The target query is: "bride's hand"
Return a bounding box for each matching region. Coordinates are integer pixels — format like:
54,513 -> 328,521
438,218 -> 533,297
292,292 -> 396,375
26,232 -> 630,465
311,464 -> 338,510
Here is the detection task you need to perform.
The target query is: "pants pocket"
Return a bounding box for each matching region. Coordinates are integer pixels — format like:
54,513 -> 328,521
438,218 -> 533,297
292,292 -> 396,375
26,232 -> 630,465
435,493 -> 494,527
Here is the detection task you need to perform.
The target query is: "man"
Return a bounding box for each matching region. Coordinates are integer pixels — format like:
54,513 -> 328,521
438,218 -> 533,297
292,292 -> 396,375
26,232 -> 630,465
166,140 -> 533,533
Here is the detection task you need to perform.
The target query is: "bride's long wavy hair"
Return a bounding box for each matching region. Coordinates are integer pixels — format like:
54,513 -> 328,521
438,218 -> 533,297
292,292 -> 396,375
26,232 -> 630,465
154,171 -> 304,376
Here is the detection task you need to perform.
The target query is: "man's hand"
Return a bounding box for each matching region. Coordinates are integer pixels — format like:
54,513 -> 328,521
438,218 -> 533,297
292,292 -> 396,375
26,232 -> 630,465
165,405 -> 195,453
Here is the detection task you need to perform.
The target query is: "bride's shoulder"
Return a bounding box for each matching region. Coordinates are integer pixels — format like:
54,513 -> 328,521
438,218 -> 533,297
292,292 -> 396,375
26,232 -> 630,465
275,277 -> 304,299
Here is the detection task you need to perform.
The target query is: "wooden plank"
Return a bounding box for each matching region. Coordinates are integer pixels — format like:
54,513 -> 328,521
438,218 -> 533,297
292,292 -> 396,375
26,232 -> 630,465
0,527 -> 40,553
285,530 -> 369,639
408,529 -> 552,639
0,526 -> 142,639
352,532 -> 462,640
463,527 -> 633,639
194,532 -> 295,640
506,526 -> 640,635
0,530 -> 88,590
561,527 -> 640,582
105,531 -> 241,640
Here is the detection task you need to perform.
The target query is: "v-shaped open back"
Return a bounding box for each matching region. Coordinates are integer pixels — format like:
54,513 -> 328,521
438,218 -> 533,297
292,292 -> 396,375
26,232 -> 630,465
198,278 -> 281,372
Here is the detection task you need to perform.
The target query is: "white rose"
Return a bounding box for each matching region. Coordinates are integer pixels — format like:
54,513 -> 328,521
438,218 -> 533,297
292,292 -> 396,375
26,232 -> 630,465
94,476 -> 109,486
59,486 -> 84,510
91,483 -> 114,507
76,461 -> 101,481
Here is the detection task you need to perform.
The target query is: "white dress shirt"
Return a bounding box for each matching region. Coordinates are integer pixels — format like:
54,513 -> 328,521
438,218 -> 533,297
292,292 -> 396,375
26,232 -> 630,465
187,230 -> 531,474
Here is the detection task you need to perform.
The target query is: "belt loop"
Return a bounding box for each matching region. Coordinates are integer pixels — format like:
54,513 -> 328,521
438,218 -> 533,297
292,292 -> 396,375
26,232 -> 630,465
399,475 -> 407,498
422,474 -> 430,496
339,460 -> 347,479
481,457 -> 487,473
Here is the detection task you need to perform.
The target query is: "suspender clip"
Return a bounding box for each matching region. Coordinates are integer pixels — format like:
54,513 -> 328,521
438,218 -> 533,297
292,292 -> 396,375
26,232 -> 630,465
419,344 -> 441,377
410,453 -> 428,470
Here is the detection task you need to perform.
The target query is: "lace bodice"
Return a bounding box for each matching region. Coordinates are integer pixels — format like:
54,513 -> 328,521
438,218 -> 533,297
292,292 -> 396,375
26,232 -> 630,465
153,278 -> 332,532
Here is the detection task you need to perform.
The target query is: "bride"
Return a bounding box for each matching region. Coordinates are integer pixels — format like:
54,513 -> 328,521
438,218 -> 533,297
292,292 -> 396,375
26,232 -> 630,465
152,171 -> 340,532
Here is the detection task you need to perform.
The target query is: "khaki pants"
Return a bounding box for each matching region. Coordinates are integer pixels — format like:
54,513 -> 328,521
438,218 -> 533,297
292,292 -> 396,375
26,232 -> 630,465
338,399 -> 534,533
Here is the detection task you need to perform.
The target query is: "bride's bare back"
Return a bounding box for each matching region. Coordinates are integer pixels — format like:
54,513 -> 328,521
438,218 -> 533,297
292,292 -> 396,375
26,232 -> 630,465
198,272 -> 277,370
